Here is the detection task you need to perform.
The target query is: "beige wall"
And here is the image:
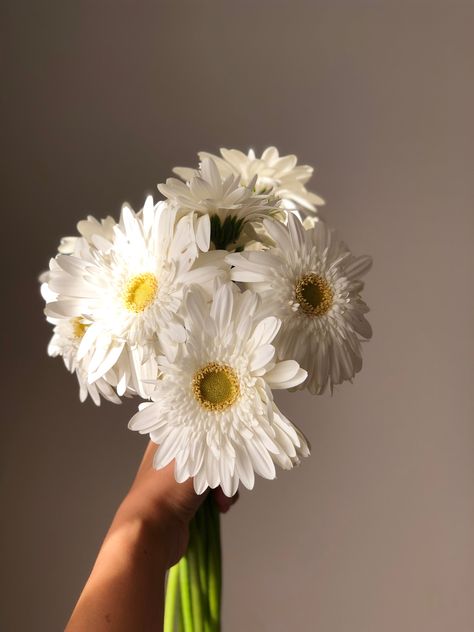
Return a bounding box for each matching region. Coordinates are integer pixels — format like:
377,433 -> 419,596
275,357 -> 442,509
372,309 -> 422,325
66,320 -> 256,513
2,2 -> 473,630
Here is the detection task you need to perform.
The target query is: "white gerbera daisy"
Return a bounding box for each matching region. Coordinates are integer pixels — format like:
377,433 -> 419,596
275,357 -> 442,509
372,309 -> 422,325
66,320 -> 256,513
42,263 -> 135,404
44,198 -> 223,398
128,282 -> 310,497
159,157 -> 273,250
174,146 -> 324,213
39,204 -> 141,281
44,271 -> 159,403
227,214 -> 372,394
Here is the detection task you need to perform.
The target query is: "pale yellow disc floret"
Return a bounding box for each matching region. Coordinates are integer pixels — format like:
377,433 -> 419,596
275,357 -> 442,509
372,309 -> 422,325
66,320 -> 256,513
295,273 -> 333,317
72,318 -> 88,339
123,273 -> 158,313
192,362 -> 240,412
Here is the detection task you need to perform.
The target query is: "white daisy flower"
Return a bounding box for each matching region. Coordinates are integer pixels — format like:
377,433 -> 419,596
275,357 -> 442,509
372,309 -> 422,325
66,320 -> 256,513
159,157 -> 273,250
39,210 -> 126,288
43,266 -> 131,404
44,198 -> 223,398
128,282 -> 310,497
43,269 -> 158,403
174,146 -> 324,213
227,214 -> 372,394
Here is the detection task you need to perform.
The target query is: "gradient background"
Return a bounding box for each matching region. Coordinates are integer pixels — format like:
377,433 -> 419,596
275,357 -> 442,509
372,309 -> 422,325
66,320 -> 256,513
2,2 -> 474,630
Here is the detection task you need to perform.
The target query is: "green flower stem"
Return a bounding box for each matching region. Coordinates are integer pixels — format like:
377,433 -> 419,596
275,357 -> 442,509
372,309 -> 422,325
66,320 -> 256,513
188,521 -> 204,632
212,499 -> 222,608
207,499 -> 221,631
164,563 -> 180,632
195,507 -> 209,600
179,555 -> 194,632
204,500 -> 215,631
195,503 -> 211,629
163,495 -> 222,631
177,588 -> 184,632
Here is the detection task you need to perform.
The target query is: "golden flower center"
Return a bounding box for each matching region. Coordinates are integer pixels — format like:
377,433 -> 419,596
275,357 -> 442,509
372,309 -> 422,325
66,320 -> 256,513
295,273 -> 333,316
123,273 -> 158,313
192,362 -> 240,411
72,318 -> 87,339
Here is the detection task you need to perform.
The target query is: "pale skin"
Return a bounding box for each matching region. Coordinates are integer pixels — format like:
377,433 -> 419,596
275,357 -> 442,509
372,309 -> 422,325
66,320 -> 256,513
66,441 -> 237,631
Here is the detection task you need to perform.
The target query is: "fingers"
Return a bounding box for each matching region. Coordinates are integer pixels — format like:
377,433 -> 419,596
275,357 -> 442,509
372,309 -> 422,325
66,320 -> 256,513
212,487 -> 239,514
135,441 -> 239,517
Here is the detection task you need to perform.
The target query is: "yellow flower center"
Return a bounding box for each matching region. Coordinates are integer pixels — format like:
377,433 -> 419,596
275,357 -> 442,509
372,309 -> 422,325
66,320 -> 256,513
72,318 -> 88,339
295,273 -> 333,316
123,273 -> 158,313
192,362 -> 240,411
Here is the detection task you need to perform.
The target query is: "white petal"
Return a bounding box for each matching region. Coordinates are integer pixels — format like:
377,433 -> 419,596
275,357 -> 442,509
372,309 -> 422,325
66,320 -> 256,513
196,214 -> 210,252
234,444 -> 255,490
88,343 -> 123,382
128,402 -> 160,433
345,254 -> 373,279
265,360 -> 307,389
249,316 -> 281,348
153,427 -> 185,470
210,282 -> 234,334
249,344 -> 275,373
246,439 -> 276,480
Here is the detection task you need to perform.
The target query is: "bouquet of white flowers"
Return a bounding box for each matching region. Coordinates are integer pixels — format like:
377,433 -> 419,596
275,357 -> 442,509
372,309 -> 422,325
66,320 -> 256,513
40,147 -> 372,631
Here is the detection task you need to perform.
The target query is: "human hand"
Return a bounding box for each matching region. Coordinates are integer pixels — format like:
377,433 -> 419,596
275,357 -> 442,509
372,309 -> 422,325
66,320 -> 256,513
113,441 -> 238,569
66,441 -> 238,631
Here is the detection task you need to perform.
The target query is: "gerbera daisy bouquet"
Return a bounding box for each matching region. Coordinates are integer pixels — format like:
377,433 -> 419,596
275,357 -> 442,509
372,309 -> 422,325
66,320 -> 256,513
40,146 -> 372,630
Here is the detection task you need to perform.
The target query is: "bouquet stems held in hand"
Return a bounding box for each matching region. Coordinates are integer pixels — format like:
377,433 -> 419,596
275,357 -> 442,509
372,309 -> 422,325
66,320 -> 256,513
164,495 -> 221,632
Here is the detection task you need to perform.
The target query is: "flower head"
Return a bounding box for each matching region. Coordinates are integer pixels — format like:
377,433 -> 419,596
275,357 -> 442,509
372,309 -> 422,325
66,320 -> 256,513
227,214 -> 372,394
174,146 -> 324,213
128,282 -> 309,496
159,157 -> 274,250
43,198 -> 223,400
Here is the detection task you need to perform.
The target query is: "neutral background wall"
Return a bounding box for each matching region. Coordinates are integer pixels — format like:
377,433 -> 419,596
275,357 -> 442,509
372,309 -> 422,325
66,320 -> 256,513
2,2 -> 473,630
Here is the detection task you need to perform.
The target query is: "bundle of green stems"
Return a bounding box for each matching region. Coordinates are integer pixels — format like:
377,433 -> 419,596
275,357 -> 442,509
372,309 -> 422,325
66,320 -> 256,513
164,495 -> 222,632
